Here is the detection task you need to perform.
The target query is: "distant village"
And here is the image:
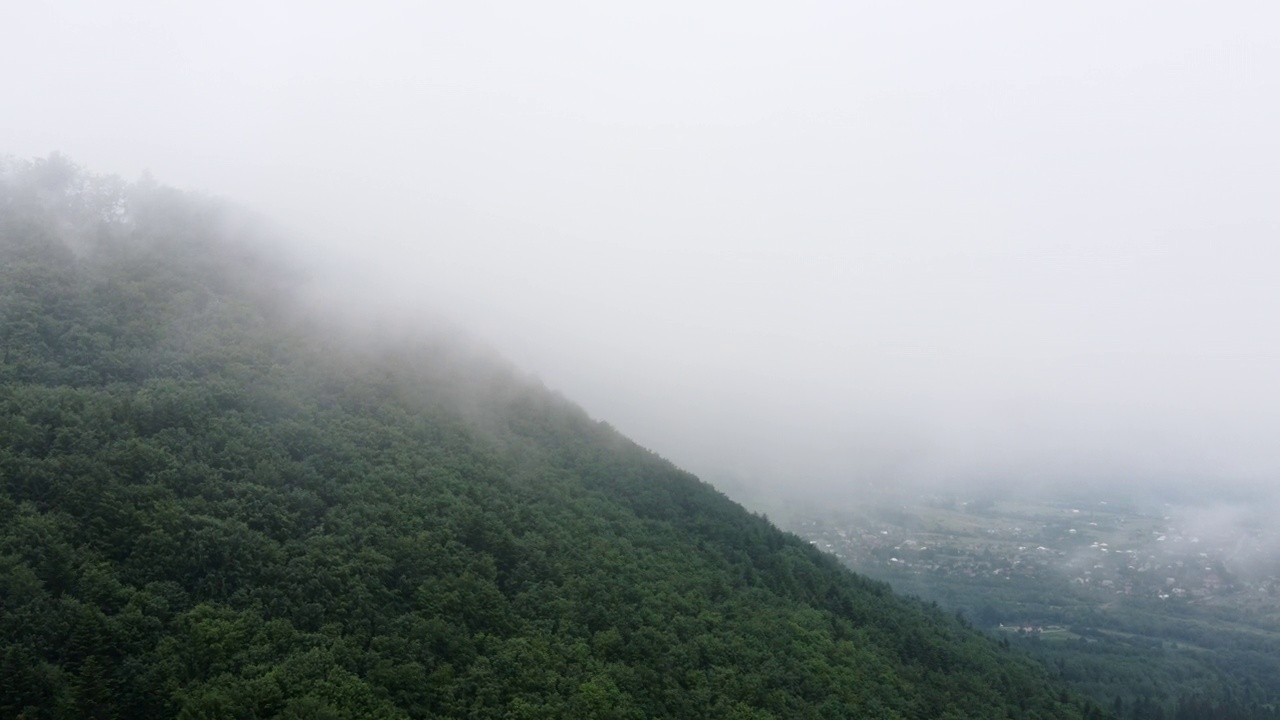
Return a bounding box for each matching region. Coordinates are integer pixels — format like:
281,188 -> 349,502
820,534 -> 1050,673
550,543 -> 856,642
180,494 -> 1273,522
790,497 -> 1280,609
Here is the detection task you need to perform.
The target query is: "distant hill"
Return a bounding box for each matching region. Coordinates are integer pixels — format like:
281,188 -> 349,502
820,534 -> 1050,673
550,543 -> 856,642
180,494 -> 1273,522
0,155 -> 1100,719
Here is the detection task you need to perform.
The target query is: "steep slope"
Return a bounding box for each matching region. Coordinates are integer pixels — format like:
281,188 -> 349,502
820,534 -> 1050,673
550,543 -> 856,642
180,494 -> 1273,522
0,156 -> 1100,719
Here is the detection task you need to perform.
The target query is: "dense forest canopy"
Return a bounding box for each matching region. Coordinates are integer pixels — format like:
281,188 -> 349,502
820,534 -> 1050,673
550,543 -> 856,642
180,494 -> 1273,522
0,155 -> 1101,718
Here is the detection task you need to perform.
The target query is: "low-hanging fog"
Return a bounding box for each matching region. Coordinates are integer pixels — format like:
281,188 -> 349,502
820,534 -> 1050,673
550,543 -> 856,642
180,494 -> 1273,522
4,2 -> 1278,503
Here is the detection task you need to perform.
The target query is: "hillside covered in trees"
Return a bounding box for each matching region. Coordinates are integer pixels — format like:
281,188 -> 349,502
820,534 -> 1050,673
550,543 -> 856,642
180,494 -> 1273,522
0,156 -> 1102,718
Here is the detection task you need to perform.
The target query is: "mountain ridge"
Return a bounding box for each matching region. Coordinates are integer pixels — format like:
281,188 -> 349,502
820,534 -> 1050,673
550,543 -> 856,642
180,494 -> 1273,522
0,155 -> 1099,719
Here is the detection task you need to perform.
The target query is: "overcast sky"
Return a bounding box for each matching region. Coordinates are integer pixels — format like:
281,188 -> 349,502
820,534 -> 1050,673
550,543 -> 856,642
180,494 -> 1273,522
4,2 -> 1278,497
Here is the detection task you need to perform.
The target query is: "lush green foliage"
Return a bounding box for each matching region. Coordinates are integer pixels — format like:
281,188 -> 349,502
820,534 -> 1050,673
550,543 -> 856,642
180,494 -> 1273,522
1,156 -> 1096,718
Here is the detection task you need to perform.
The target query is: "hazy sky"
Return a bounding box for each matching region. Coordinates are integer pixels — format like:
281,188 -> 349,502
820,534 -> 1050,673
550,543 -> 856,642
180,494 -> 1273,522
4,2 -> 1278,496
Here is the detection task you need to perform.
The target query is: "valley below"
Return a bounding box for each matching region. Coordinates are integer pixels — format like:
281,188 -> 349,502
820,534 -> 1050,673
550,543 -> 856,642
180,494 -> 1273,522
783,490 -> 1280,715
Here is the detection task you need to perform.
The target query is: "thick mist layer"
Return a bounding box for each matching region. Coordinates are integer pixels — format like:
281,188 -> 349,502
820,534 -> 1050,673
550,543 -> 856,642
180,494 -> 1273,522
4,2 -> 1278,496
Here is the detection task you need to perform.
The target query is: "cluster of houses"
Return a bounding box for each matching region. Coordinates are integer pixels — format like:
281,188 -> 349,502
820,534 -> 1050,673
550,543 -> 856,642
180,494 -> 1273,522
794,503 -> 1264,605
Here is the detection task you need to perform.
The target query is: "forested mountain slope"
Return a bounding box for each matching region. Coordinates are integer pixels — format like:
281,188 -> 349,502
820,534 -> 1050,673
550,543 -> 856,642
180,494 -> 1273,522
0,156 -> 1100,719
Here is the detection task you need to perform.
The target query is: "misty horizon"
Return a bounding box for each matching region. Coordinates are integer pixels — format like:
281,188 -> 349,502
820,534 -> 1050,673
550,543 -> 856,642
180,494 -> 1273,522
4,2 -> 1278,497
